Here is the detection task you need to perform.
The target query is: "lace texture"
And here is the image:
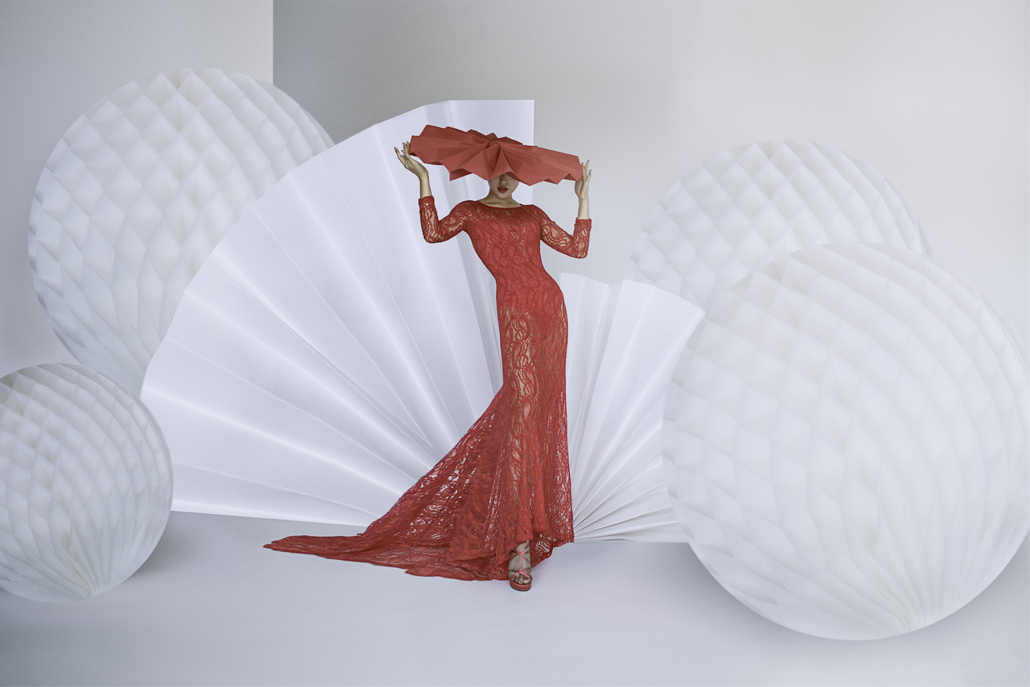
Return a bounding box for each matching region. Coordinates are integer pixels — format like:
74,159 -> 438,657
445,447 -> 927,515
266,198 -> 591,580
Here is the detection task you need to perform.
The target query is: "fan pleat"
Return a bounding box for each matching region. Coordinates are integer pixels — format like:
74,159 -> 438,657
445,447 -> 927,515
562,276 -> 703,541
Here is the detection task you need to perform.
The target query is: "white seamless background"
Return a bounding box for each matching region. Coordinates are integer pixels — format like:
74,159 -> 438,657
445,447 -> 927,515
273,0 -> 1028,352
0,1 -> 1025,684
2,2 -> 1026,376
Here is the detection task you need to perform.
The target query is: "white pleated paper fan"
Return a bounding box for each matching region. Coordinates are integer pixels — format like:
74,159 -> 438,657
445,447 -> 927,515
0,364 -> 172,601
628,140 -> 929,313
29,68 -> 334,393
561,275 -> 703,541
666,243 -> 1029,639
142,100 -> 532,525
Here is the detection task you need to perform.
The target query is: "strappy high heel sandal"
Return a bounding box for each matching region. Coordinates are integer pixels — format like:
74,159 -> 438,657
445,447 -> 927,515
508,543 -> 532,592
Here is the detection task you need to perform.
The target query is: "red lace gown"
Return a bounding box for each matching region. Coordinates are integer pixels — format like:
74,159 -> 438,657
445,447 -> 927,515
266,197 -> 591,581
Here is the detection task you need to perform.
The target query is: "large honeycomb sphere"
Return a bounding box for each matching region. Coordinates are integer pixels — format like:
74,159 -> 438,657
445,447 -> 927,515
28,68 -> 334,392
666,243 -> 1028,639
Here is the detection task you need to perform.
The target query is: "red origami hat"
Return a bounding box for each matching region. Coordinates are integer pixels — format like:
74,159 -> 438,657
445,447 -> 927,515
408,125 -> 582,186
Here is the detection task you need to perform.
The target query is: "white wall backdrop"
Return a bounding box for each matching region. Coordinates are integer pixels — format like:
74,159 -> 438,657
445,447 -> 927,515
0,0 -> 273,378
273,0 -> 1028,348
4,1 -> 1025,377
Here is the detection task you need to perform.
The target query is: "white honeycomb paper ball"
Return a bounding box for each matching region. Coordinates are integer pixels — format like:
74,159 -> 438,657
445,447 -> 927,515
29,68 -> 334,393
628,140 -> 929,313
666,243 -> 1029,639
0,364 -> 172,602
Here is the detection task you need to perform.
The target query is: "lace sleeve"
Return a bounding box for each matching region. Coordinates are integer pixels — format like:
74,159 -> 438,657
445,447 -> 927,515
419,196 -> 467,243
539,207 -> 590,259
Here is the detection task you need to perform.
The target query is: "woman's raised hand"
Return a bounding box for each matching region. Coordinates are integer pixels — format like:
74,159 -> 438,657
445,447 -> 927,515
395,141 -> 433,198
575,161 -> 591,201
575,161 -> 591,220
395,141 -> 428,178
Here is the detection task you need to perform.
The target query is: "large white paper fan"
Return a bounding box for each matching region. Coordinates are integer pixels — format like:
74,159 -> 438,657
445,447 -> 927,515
0,364 -> 172,601
666,243 -> 1028,639
143,100 -> 701,542
142,101 -> 532,525
29,68 -> 334,393
628,140 -> 929,312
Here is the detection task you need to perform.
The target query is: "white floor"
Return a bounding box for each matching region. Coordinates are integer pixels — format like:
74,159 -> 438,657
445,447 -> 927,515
0,512 -> 1026,686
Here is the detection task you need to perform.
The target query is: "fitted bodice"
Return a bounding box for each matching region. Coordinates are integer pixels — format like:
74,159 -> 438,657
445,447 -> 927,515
418,199 -> 590,285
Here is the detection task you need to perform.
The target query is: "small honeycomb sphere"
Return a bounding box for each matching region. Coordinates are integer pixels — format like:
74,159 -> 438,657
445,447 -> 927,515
0,364 -> 172,601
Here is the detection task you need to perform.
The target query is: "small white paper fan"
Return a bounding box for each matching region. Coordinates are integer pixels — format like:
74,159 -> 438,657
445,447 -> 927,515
29,68 -> 334,393
666,243 -> 1028,639
562,275 -> 704,541
0,364 -> 172,601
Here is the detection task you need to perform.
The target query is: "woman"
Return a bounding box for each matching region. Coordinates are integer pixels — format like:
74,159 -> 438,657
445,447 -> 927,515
267,129 -> 591,592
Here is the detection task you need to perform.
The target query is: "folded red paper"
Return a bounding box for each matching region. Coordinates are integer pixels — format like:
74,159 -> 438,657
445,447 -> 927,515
409,125 -> 582,185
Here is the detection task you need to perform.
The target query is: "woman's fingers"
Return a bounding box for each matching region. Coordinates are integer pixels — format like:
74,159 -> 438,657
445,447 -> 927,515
574,160 -> 591,200
396,142 -> 417,169
395,140 -> 430,180
395,147 -> 412,171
